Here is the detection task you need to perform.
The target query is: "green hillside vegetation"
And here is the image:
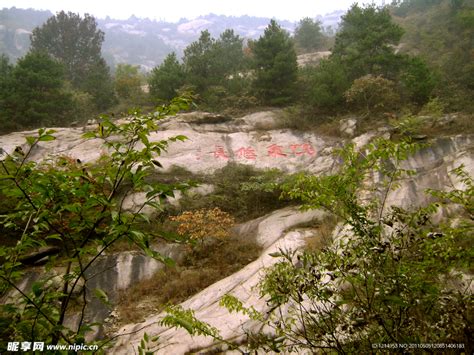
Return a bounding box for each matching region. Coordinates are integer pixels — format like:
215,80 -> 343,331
0,0 -> 473,352
392,0 -> 474,110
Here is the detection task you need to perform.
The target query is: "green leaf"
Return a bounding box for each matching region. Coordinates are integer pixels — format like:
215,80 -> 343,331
171,135 -> 188,142
82,132 -> 97,139
38,135 -> 56,142
94,288 -> 110,305
32,282 -> 43,297
46,234 -> 63,241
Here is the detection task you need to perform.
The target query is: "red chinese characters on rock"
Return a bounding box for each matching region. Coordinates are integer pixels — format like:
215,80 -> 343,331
236,147 -> 257,160
213,145 -> 229,159
267,144 -> 287,157
208,143 -> 317,160
289,143 -> 316,156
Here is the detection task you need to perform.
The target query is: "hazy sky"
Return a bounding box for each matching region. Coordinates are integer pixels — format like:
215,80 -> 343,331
3,0 -> 384,22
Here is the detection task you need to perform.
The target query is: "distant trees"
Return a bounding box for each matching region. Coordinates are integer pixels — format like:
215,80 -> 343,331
31,11 -> 103,86
294,18 -> 326,53
149,52 -> 185,102
183,30 -> 216,94
212,29 -> 246,80
332,4 -> 404,80
181,29 -> 246,96
304,57 -> 351,111
0,52 -> 74,131
0,55 -> 13,112
391,0 -> 474,110
30,11 -> 115,110
148,29 -> 249,109
149,20 -> 301,108
399,56 -> 436,105
251,20 -> 298,105
305,4 -> 435,112
114,63 -> 142,101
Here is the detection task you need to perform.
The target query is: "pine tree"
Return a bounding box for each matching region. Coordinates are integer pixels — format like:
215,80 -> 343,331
2,52 -> 73,129
332,4 -> 404,80
30,11 -> 115,110
149,52 -> 185,101
251,20 -> 298,105
294,18 -> 325,53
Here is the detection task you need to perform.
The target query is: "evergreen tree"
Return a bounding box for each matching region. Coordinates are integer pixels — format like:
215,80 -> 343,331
1,52 -> 73,129
332,4 -> 404,80
149,52 -> 185,101
30,11 -> 115,110
81,58 -> 116,110
183,30 -> 215,93
252,20 -> 298,105
182,29 -> 247,101
294,18 -> 325,53
399,55 -> 437,105
114,63 -> 142,100
0,55 -> 14,132
305,57 -> 351,111
213,29 -> 245,80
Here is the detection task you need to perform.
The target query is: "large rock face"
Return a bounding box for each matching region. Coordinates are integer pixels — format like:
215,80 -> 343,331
0,111 -> 337,175
1,111 -> 473,352
112,207 -> 328,354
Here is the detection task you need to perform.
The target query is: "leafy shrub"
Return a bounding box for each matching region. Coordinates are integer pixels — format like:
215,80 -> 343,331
0,98 -> 192,347
161,138 -> 473,354
253,139 -> 473,353
419,97 -> 445,118
170,208 -> 235,242
171,163 -> 292,221
305,58 -> 351,112
344,74 -> 400,116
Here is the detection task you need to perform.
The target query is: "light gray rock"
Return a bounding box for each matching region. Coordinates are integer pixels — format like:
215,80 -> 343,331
111,207 -> 328,354
297,51 -> 331,67
0,112 -> 332,174
340,118 -> 357,137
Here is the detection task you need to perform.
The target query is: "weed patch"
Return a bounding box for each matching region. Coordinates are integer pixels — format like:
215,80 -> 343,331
116,235 -> 261,325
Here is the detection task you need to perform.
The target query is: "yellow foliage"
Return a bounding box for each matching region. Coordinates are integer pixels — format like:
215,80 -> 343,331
169,208 -> 235,240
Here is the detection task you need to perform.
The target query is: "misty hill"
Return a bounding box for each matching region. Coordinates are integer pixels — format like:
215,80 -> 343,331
0,7 -> 343,70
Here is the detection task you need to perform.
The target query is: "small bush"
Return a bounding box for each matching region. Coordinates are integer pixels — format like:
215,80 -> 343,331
169,208 -> 235,242
116,235 -> 262,325
169,163 -> 292,222
344,74 -> 400,116
419,97 -> 445,118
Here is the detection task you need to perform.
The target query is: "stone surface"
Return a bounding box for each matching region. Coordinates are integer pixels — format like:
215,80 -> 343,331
0,111 -> 334,174
340,118 -> 357,137
111,207 -> 328,354
297,51 -> 331,67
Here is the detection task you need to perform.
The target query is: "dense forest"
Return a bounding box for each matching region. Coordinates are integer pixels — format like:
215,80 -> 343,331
0,0 -> 473,353
0,0 -> 473,134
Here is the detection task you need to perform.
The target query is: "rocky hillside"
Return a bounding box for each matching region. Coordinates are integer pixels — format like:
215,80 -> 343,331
1,110 -> 472,352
